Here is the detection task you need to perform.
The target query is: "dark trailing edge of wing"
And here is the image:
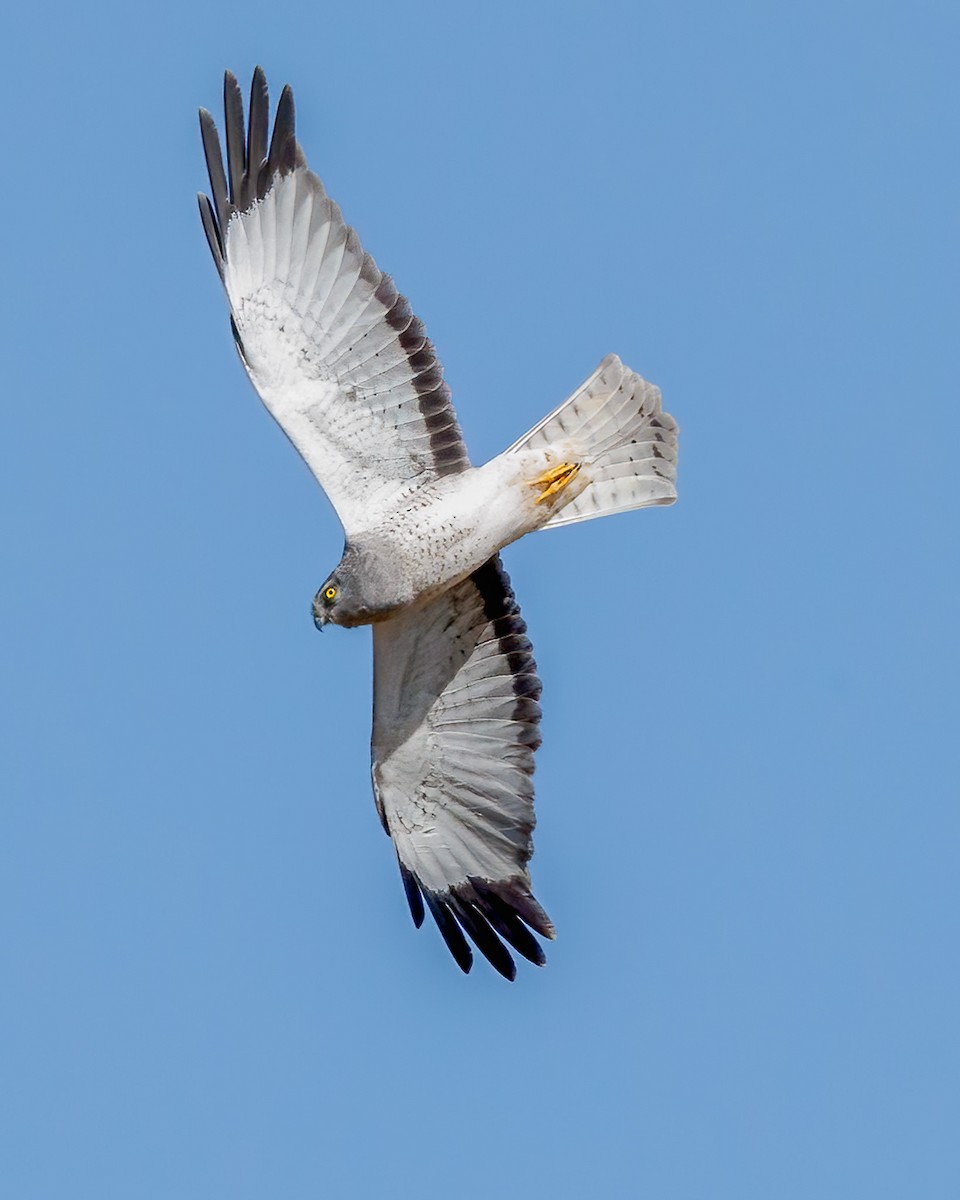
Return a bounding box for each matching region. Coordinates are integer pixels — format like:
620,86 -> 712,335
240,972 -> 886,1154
395,557 -> 553,980
197,68 -> 471,478
378,278 -> 470,477
471,556 -> 546,715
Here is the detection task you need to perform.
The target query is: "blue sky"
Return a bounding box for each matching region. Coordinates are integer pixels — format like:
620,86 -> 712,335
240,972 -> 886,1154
2,1 -> 957,1196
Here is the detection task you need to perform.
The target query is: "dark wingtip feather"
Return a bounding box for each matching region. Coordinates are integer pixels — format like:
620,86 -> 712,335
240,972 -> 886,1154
398,859 -> 425,928
223,71 -> 245,209
511,889 -> 556,940
423,893 -> 473,974
197,193 -> 224,279
407,873 -> 552,978
471,882 -> 548,966
449,895 -> 517,981
267,84 -> 298,179
244,67 -> 269,210
198,108 -> 229,235
473,876 -> 555,940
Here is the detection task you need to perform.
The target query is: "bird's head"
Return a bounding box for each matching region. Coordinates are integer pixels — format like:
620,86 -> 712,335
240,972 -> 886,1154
312,575 -> 342,629
313,542 -> 366,629
312,569 -> 372,629
312,543 -> 400,629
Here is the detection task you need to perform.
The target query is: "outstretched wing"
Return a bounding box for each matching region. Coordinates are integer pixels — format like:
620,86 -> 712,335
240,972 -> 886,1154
371,557 -> 554,979
198,69 -> 470,536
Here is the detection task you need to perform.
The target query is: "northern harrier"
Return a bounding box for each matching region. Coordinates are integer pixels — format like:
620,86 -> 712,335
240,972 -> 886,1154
198,69 -> 678,979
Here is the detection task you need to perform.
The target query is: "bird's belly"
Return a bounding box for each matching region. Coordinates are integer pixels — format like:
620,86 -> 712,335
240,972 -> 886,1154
375,449 -> 589,604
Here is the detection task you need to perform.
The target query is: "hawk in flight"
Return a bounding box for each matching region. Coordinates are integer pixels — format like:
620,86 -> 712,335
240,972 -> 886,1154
198,69 -> 678,979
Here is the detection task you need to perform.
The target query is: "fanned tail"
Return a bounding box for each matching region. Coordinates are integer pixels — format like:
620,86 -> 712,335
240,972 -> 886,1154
509,354 -> 678,528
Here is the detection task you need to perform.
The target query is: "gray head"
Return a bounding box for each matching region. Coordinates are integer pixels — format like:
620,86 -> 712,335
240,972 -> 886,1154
312,541 -> 408,629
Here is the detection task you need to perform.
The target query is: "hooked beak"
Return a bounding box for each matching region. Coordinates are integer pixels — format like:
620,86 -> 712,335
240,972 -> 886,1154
312,599 -> 328,632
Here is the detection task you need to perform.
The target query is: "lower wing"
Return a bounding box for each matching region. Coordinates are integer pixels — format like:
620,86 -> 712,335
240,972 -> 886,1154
371,557 -> 553,979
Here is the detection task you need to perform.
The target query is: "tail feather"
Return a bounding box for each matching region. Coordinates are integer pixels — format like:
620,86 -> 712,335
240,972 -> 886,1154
510,354 -> 678,529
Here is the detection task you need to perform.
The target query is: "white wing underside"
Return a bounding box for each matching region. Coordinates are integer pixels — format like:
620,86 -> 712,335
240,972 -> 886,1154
199,75 -> 468,537
371,556 -> 554,977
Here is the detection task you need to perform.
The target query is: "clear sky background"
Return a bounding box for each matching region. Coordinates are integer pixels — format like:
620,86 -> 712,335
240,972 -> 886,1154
2,1 -> 957,1197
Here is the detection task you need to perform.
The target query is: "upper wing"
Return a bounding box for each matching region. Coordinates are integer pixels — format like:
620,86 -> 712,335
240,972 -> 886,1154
371,556 -> 554,979
198,69 -> 470,536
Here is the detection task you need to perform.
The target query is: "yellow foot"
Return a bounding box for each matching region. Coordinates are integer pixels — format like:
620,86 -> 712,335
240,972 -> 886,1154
528,461 -> 581,505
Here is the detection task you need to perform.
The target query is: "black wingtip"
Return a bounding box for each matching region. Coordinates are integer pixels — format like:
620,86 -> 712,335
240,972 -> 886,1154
449,895 -> 517,981
199,69 -> 307,282
403,871 -> 553,978
244,67 -> 270,210
223,71 -> 246,209
470,880 -> 549,966
251,64 -> 268,100
423,893 -> 474,974
198,107 -> 230,235
197,193 -> 225,280
267,84 -> 298,179
397,859 -> 425,928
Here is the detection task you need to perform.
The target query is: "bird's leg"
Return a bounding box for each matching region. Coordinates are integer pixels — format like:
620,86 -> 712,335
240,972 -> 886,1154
528,462 -> 581,505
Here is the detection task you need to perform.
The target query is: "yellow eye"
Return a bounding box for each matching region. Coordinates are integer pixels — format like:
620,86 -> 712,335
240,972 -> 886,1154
324,586 -> 337,601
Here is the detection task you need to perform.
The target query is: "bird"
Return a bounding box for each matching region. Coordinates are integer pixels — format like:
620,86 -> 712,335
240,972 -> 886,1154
198,68 -> 678,979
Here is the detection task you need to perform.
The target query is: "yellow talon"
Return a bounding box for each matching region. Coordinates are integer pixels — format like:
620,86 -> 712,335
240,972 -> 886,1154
528,462 -> 581,505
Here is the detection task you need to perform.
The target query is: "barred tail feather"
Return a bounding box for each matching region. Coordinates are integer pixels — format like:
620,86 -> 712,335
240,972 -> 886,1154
509,354 -> 678,529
